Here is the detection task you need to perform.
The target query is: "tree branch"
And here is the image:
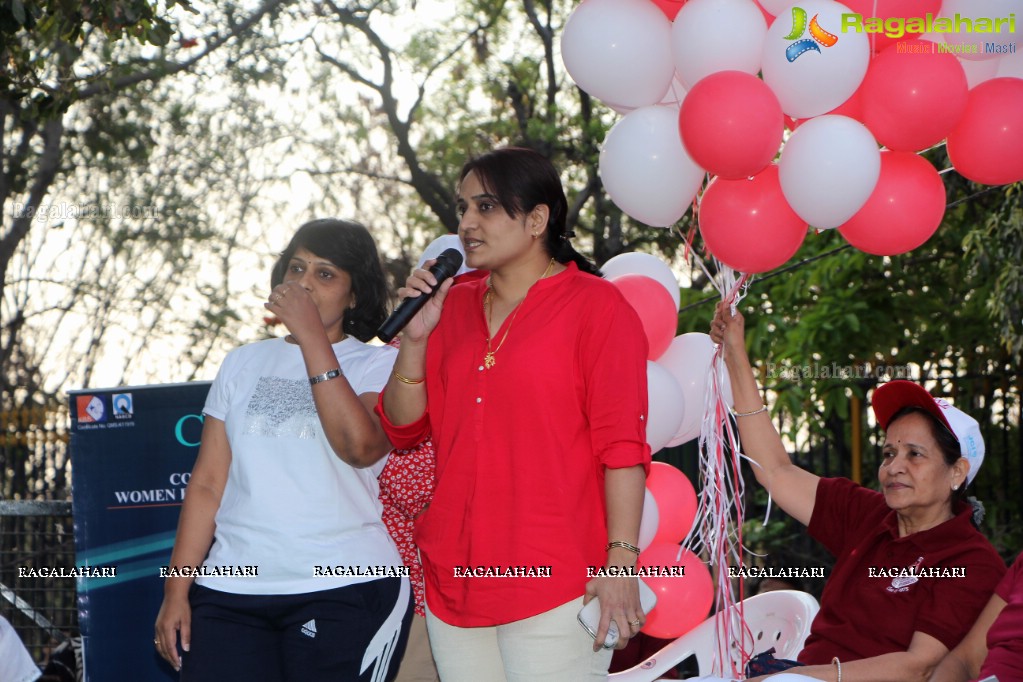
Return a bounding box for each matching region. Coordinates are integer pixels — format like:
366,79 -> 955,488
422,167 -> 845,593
77,0 -> 292,100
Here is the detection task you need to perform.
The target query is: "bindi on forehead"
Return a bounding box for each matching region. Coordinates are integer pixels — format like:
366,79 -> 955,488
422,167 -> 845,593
291,255 -> 338,270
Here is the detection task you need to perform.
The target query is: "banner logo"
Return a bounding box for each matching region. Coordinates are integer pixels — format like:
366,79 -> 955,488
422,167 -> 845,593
112,393 -> 134,420
76,395 -> 107,424
784,7 -> 839,62
840,12 -> 1016,40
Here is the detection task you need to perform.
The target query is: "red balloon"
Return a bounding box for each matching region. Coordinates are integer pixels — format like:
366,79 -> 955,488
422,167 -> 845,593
838,151 -> 946,256
610,275 -> 677,360
699,164 -> 807,273
841,0 -> 943,53
861,41 -> 968,152
679,71 -> 783,180
638,544 -> 713,639
648,0 -> 686,20
646,462 -> 697,545
947,78 -> 1023,186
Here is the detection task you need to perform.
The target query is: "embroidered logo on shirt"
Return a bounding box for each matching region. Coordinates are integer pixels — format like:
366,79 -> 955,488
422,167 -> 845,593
243,375 -> 319,439
301,619 -> 317,638
888,556 -> 924,593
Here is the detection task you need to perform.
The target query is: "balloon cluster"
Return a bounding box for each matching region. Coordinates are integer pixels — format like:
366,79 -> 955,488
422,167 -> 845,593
637,462 -> 715,639
604,252 -> 734,453
563,0 -> 1023,270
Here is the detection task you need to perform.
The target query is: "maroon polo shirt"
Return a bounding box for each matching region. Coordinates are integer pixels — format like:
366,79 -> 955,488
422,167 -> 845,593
799,477 -> 1005,664
978,552 -> 1023,681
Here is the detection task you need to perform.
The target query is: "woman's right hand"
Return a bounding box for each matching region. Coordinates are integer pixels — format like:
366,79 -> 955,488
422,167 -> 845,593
709,301 -> 747,361
154,590 -> 190,671
397,260 -> 455,343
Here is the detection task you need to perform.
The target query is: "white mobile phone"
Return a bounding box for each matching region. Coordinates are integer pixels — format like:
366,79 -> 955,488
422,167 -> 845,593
577,579 -> 657,649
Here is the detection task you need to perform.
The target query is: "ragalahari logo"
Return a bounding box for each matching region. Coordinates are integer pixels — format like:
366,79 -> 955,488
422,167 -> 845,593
784,7 -> 839,62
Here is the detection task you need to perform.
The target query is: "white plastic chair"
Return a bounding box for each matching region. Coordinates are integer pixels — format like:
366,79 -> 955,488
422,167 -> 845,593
608,590 -> 820,681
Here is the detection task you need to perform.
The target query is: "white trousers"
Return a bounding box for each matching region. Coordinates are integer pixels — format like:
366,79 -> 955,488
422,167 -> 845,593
425,596 -> 613,682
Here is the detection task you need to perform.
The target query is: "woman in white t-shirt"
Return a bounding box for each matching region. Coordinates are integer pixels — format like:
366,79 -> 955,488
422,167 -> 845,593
155,219 -> 410,682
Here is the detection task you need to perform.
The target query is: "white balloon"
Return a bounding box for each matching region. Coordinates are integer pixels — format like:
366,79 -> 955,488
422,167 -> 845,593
561,0 -> 675,109
671,0 -> 768,89
996,50 -> 1023,79
657,333 -> 734,447
599,105 -> 706,227
761,0 -> 870,118
959,55 -> 1002,88
779,115 -> 880,229
646,361 -> 687,453
758,0 -> 794,15
604,77 -> 688,114
638,489 -> 660,551
601,252 -> 681,311
939,0 -> 1019,62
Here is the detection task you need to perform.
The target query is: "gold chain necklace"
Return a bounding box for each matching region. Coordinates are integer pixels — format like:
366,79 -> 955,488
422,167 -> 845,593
483,258 -> 555,370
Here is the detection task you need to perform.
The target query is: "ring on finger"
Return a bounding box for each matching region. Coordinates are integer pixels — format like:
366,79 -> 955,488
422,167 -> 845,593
629,619 -> 642,628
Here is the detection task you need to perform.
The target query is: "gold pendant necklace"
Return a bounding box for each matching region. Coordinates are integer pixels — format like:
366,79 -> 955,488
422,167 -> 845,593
483,258 -> 556,369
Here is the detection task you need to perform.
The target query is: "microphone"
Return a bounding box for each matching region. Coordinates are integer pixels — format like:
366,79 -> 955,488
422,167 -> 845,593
377,248 -> 464,343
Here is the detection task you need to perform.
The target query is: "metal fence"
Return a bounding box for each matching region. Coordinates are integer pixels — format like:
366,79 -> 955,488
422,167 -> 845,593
0,500 -> 78,670
1,402 -> 76,670
0,372 -> 1019,670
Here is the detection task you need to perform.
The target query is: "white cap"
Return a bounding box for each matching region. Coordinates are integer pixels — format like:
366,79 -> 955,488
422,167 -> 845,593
872,381 -> 985,485
417,234 -> 472,276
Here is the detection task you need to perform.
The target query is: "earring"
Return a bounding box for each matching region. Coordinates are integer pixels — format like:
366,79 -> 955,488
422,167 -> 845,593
531,232 -> 539,240
952,484 -> 959,491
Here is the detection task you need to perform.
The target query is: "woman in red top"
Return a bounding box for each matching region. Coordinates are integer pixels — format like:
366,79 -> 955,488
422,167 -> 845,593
377,147 -> 651,681
929,552 -> 1023,682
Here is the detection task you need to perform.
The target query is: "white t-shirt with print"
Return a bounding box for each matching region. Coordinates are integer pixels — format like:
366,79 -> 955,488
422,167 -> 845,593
198,337 -> 401,595
0,617 -> 41,682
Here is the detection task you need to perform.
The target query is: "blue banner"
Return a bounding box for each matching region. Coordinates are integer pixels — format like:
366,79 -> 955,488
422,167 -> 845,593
69,382 -> 210,681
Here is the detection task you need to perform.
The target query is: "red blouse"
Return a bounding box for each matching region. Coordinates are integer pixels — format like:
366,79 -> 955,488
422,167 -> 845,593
978,552 -> 1023,681
378,438 -> 435,617
377,263 -> 651,626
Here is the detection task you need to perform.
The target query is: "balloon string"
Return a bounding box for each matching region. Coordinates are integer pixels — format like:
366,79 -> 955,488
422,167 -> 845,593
684,264 -> 758,677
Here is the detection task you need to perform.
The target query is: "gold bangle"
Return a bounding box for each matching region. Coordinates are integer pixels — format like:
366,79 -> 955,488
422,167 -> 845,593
731,404 -> 767,418
392,369 -> 425,385
605,540 -> 641,555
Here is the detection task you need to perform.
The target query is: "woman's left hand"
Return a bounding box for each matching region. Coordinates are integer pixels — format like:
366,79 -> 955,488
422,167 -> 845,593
264,282 -> 324,344
583,574 -> 643,652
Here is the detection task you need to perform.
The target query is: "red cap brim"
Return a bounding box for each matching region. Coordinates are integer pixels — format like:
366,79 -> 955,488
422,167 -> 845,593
872,380 -> 954,436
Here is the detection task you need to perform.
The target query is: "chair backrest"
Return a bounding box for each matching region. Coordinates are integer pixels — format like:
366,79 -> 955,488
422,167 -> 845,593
609,590 -> 820,682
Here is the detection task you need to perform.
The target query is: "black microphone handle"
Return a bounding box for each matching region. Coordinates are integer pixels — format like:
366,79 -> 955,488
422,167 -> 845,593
376,248 -> 463,343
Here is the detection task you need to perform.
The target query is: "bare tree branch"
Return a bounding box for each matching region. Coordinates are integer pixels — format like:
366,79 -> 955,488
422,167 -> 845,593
77,0 -> 293,100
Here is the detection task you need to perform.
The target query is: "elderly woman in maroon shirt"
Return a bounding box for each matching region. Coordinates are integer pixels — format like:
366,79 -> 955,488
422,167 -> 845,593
711,303 -> 1005,682
377,147 -> 651,682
